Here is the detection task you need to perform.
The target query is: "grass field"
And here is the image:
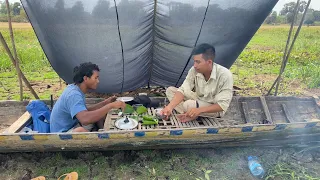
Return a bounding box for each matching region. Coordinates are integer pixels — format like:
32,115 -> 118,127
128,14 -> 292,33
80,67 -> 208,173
0,23 -> 319,100
0,23 -> 320,180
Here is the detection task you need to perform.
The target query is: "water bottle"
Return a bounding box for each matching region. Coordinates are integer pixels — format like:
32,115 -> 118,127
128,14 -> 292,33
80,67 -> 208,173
248,156 -> 265,179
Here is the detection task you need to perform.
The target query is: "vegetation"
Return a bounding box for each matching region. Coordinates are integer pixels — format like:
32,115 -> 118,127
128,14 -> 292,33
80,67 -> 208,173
264,1 -> 320,26
0,1 -> 28,22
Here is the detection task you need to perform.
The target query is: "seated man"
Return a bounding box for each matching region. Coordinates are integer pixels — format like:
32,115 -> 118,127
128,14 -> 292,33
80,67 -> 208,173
161,43 -> 233,122
50,62 -> 126,133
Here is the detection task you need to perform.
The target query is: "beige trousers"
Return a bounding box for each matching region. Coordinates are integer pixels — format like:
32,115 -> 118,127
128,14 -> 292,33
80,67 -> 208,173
166,87 -> 221,118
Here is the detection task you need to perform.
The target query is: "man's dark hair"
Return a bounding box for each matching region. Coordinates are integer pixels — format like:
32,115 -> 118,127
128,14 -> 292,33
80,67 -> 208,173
192,43 -> 215,61
73,62 -> 100,84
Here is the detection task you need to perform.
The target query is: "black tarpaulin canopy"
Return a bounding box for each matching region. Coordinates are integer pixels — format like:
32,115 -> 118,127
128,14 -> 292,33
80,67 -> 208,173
21,0 -> 278,93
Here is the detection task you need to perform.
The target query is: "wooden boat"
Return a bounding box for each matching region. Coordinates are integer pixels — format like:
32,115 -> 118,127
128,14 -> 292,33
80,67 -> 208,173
0,96 -> 320,153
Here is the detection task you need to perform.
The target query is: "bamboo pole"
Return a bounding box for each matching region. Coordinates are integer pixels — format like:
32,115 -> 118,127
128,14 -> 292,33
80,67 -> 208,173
0,32 -> 40,99
5,0 -> 23,101
274,0 -> 311,96
267,0 -> 311,96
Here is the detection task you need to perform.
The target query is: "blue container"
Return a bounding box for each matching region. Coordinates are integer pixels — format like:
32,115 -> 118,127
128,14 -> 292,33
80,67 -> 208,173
248,156 -> 265,179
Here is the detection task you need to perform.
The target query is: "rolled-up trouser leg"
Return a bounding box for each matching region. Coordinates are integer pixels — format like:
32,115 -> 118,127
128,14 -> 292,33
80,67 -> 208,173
166,86 -> 198,114
182,99 -> 222,118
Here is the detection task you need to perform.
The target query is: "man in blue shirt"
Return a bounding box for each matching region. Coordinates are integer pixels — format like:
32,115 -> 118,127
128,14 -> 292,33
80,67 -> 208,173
50,62 -> 126,133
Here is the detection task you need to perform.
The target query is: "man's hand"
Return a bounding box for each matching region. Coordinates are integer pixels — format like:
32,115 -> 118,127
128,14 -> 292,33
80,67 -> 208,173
110,101 -> 126,112
186,108 -> 201,118
104,95 -> 117,104
160,105 -> 173,120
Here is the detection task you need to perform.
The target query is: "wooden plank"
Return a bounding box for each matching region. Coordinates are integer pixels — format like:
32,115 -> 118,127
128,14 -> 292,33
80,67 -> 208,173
110,119 -> 118,131
260,96 -> 273,124
201,118 -> 209,126
241,102 -> 250,123
170,118 -> 174,126
103,112 -> 113,130
5,111 -> 31,133
151,108 -> 156,116
185,121 -> 191,127
213,118 -> 222,127
282,104 -> 295,123
204,118 -> 213,126
171,113 -> 182,128
162,120 -> 167,126
208,118 -> 218,127
159,125 -> 176,129
180,122 -> 187,127
193,119 -> 201,126
189,120 -> 196,127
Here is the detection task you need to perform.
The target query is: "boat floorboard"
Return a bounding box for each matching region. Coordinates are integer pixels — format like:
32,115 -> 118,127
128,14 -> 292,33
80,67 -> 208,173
104,108 -> 242,131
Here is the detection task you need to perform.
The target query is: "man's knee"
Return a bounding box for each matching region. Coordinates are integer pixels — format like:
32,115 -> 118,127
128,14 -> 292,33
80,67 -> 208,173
183,99 -> 197,112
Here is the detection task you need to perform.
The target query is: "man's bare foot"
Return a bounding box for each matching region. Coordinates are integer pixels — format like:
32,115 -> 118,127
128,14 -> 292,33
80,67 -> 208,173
176,114 -> 197,123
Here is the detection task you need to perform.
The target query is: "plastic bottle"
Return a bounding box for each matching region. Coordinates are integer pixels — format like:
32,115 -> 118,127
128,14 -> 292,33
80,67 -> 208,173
248,156 -> 265,179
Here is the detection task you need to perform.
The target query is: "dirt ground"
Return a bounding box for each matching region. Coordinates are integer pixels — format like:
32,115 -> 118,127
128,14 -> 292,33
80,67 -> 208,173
0,147 -> 320,180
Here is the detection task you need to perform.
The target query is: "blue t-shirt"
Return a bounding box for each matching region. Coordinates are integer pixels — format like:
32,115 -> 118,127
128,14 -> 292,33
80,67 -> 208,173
50,84 -> 87,132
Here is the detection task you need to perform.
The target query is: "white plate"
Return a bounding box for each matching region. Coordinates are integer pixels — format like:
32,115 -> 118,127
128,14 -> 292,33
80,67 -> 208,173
116,97 -> 134,102
115,117 -> 138,130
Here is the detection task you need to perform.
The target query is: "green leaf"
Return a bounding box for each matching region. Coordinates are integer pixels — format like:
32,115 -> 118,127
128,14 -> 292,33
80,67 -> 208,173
136,105 -> 147,115
124,104 -> 134,114
205,173 -> 210,180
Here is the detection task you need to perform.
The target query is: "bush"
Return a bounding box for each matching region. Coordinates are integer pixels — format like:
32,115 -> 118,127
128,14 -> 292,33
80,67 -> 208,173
0,14 -> 28,22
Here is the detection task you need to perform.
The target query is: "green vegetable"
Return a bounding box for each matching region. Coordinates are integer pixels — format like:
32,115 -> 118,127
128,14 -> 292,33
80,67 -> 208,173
136,106 -> 148,115
142,115 -> 154,121
124,104 -> 134,114
130,115 -> 139,121
142,118 -> 158,125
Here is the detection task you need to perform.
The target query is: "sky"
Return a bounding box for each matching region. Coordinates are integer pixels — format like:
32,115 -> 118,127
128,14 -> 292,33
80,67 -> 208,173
7,0 -> 320,13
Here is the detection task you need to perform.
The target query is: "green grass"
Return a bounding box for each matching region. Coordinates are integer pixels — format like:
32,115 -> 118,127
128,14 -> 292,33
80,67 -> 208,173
0,28 -> 50,72
233,26 -> 320,91
0,24 -> 320,100
266,163 -> 320,180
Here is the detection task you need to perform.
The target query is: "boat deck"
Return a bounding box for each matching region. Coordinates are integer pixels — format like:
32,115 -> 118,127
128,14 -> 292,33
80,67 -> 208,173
104,109 -> 240,131
103,96 -> 320,131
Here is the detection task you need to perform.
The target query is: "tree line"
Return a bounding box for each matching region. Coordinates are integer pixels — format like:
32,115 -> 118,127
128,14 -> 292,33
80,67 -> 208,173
0,1 -> 29,22
265,1 -> 320,25
1,0 -> 319,26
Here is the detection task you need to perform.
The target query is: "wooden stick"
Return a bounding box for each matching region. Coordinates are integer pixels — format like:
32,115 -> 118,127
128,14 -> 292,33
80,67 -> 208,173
260,96 -> 273,124
267,0 -> 300,96
0,32 -> 40,99
5,0 -> 23,101
282,104 -> 295,123
268,0 -> 311,96
59,78 -> 62,89
274,0 -> 309,96
5,111 -> 31,133
241,102 -> 251,123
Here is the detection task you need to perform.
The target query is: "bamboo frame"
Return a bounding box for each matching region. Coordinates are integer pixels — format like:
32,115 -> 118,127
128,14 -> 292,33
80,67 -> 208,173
5,0 -> 23,101
0,32 -> 40,99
